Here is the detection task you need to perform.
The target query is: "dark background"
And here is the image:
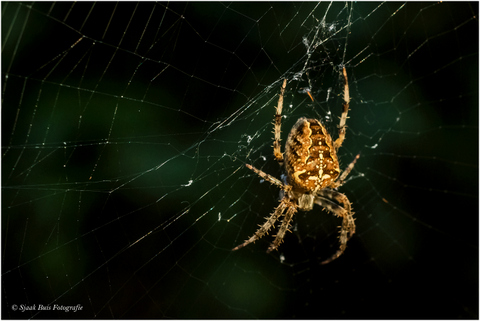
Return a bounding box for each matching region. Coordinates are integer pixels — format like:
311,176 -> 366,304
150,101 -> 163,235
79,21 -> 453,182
2,2 -> 478,319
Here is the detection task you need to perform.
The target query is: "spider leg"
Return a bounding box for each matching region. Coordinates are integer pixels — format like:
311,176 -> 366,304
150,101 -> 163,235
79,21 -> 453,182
267,203 -> 297,253
246,164 -> 288,191
314,189 -> 355,264
331,153 -> 360,189
334,67 -> 350,150
273,79 -> 287,164
233,198 -> 289,251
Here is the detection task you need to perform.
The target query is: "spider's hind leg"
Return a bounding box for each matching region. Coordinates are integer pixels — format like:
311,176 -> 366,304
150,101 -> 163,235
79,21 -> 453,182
331,153 -> 360,189
334,67 -> 350,150
273,79 -> 287,164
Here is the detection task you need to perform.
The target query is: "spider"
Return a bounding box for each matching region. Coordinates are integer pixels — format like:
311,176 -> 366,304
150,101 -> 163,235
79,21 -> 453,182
233,67 -> 360,264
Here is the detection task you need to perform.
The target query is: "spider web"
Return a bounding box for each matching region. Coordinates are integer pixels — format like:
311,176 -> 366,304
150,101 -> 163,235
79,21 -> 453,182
2,2 -> 478,318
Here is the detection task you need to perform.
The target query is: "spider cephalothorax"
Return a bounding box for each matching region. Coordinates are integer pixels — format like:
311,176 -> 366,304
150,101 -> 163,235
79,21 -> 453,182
233,67 -> 359,264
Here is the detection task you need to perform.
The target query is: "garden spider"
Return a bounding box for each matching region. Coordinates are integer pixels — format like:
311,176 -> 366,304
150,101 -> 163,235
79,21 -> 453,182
233,67 -> 360,264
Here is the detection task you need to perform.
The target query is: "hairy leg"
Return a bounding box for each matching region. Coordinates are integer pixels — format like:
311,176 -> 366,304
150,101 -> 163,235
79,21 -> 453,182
233,198 -> 289,251
273,79 -> 287,164
314,190 -> 355,264
267,204 -> 297,253
331,153 -> 360,189
334,67 -> 350,150
246,164 -> 288,191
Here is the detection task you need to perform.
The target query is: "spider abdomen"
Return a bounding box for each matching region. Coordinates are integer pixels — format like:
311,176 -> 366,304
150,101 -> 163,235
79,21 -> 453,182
284,117 -> 340,192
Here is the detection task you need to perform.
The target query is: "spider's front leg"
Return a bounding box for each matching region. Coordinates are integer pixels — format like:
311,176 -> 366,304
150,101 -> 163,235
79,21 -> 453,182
267,204 -> 297,253
233,164 -> 291,251
315,190 -> 355,264
232,198 -> 289,251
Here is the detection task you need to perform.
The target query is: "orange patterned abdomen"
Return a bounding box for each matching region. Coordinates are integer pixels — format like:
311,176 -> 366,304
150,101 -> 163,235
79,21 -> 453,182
284,118 -> 340,192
